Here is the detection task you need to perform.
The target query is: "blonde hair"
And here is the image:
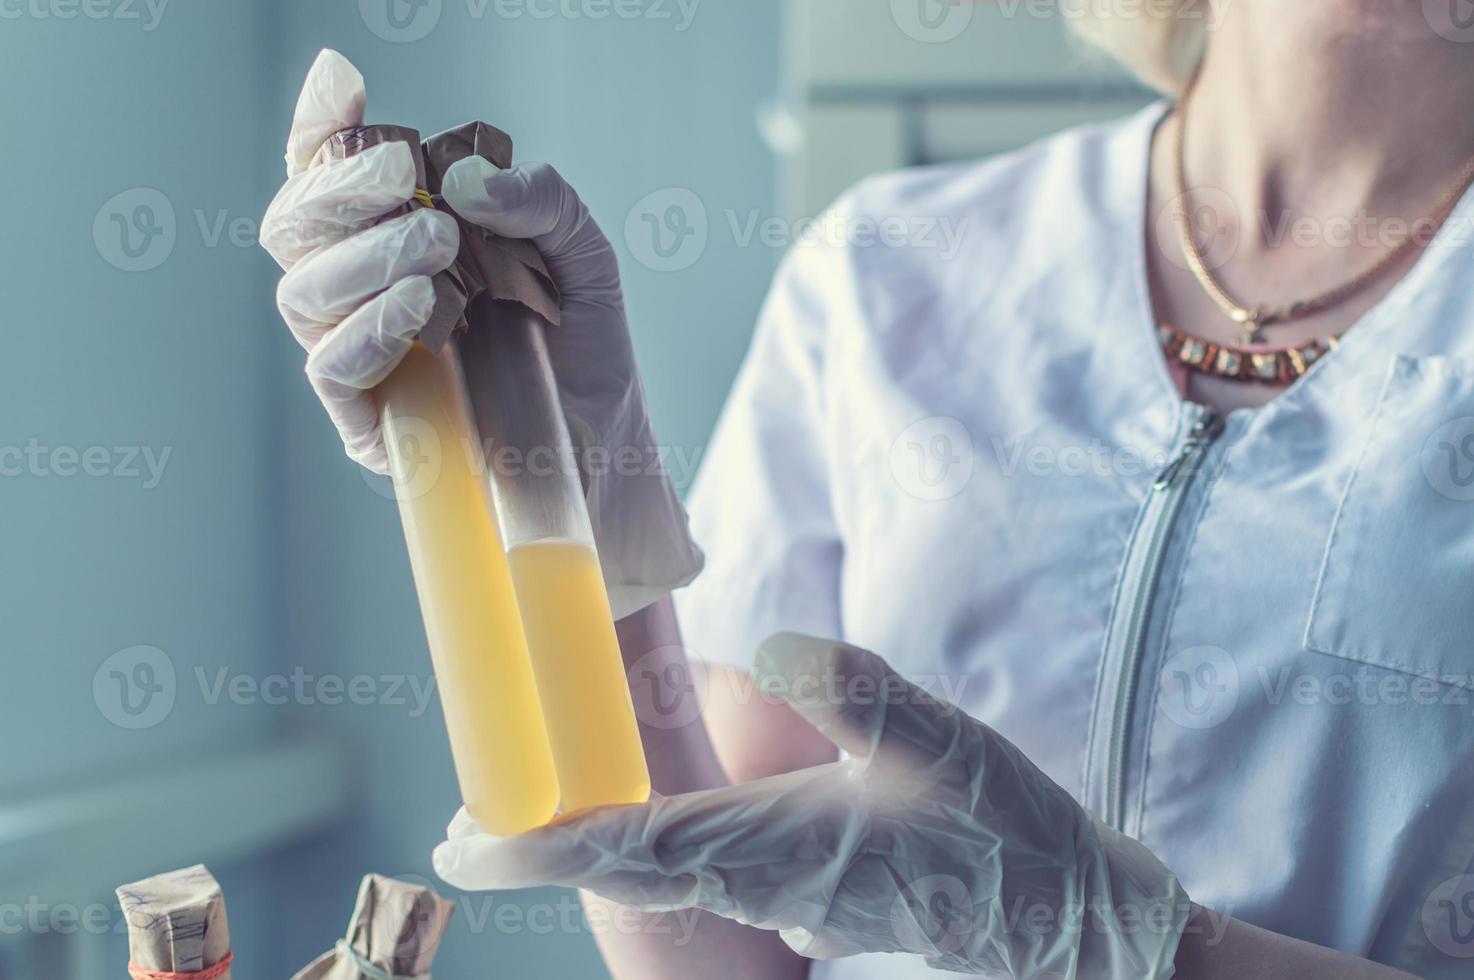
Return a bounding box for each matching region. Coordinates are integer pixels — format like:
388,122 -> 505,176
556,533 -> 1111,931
1067,2 -> 1208,95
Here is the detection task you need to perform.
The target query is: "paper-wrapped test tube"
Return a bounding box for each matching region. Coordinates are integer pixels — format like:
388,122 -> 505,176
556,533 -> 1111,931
116,865 -> 232,980
291,874 -> 455,980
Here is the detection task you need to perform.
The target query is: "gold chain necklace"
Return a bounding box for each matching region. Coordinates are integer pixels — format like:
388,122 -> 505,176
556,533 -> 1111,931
1171,77 -> 1474,347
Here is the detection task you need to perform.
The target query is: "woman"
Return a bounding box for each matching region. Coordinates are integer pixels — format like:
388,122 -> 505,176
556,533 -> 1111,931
264,3 -> 1474,977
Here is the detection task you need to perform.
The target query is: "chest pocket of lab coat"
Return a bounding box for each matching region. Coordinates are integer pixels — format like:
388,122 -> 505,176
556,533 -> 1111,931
1304,354 -> 1474,689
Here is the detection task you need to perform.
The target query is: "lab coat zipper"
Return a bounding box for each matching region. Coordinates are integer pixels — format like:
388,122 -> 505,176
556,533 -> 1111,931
1098,405 -> 1225,831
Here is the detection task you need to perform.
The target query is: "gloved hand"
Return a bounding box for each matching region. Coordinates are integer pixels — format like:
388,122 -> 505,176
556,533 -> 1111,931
433,633 -> 1190,978
261,49 -> 702,618
261,49 -> 459,474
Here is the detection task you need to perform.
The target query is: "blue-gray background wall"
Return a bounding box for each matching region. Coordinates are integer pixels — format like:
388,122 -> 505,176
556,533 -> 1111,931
0,0 -> 780,976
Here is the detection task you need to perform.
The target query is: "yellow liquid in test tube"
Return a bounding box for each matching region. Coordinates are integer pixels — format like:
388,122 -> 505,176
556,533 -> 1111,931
507,539 -> 651,814
379,343 -> 561,836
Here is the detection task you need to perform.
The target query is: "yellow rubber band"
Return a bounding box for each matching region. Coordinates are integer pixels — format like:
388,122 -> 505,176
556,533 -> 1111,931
413,187 -> 435,209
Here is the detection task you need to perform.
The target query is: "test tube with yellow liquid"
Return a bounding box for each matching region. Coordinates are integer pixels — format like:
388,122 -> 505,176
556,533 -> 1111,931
379,340 -> 561,835
460,297 -> 651,815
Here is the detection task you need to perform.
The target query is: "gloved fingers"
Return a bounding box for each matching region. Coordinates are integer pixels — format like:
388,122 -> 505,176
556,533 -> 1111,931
261,142 -> 416,270
300,276 -> 435,475
306,275 -> 433,390
285,49 -> 366,178
440,798 -> 667,842
754,633 -> 971,776
433,802 -> 660,892
445,805 -> 480,841
433,763 -> 859,895
307,369 -> 389,475
441,158 -> 577,243
441,158 -> 621,301
434,827 -> 698,909
276,208 -> 459,351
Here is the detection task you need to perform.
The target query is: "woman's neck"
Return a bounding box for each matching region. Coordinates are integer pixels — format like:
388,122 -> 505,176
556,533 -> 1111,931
1188,0 -> 1474,223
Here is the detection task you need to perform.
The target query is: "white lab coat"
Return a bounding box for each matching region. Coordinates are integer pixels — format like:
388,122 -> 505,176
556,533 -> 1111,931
674,103 -> 1474,978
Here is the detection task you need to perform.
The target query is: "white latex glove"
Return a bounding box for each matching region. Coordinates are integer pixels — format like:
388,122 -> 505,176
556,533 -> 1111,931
261,50 -> 702,617
261,50 -> 459,473
434,634 -> 1190,978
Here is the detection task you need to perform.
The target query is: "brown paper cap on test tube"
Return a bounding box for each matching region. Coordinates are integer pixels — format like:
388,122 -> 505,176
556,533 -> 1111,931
311,121 -> 562,353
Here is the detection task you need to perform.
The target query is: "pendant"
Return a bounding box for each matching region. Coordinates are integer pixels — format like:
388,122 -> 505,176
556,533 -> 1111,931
1232,307 -> 1265,346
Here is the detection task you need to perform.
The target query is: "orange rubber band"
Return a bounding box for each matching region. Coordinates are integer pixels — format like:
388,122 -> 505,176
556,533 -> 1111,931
128,949 -> 233,980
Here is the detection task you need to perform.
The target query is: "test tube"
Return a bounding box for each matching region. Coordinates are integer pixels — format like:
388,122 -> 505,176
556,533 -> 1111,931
308,124 -> 563,836
459,296 -> 652,815
378,340 -> 561,835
